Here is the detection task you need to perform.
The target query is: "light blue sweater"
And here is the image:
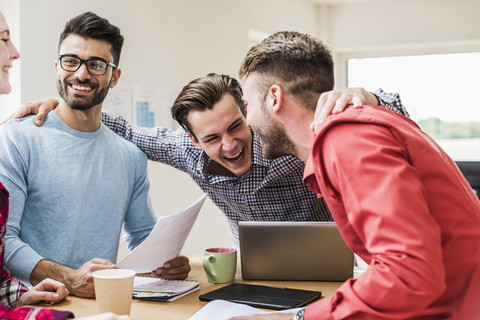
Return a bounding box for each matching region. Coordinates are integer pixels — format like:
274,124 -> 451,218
0,112 -> 157,284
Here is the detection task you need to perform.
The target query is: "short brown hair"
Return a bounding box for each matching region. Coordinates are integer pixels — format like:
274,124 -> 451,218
238,31 -> 334,111
171,73 -> 244,139
59,12 -> 124,66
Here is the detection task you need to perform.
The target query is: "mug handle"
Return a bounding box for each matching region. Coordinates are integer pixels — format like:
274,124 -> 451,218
203,255 -> 217,281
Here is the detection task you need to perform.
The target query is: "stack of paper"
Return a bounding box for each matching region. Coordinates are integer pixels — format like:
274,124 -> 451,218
133,277 -> 199,302
188,300 -> 303,320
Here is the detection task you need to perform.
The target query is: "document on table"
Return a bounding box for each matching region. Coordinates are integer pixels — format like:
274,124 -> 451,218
188,300 -> 304,320
133,277 -> 200,302
116,194 -> 207,272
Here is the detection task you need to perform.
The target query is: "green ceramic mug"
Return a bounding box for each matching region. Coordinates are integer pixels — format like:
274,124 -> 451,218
203,248 -> 237,284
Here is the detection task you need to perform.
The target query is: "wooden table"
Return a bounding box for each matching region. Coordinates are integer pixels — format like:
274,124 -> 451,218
43,254 -> 343,319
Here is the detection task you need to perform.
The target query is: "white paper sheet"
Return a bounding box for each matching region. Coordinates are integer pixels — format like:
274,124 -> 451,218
116,194 -> 207,272
188,300 -> 303,320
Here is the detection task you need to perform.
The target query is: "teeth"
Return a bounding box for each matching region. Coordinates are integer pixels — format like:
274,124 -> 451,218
2,67 -> 9,72
225,149 -> 243,160
72,84 -> 92,91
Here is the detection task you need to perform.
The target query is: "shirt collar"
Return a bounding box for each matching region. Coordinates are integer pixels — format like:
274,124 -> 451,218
251,133 -> 272,167
303,146 -> 322,196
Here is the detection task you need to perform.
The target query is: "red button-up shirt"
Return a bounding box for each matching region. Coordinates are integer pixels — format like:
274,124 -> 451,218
303,105 -> 480,319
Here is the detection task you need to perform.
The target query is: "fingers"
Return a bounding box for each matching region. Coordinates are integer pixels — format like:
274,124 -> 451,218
82,258 -> 115,277
17,287 -> 67,306
13,102 -> 36,120
315,92 -> 336,122
164,255 -> 189,268
351,95 -> 364,108
152,256 -> 191,280
67,259 -> 114,298
152,265 -> 191,279
89,258 -> 115,271
34,111 -> 48,126
312,88 -> 373,133
32,278 -> 69,304
33,291 -> 61,305
35,278 -> 65,289
90,258 -> 115,265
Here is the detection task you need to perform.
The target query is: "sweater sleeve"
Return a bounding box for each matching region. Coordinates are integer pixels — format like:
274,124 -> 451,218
121,149 -> 157,251
0,123 -> 44,284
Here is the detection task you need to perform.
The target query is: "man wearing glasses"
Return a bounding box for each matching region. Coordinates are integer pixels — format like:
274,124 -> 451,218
0,12 -> 190,298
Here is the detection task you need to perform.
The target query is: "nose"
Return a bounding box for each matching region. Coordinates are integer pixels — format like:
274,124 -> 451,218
222,134 -> 237,152
74,62 -> 91,80
9,41 -> 20,61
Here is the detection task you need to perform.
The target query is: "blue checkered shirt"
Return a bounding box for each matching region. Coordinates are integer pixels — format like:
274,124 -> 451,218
101,89 -> 407,248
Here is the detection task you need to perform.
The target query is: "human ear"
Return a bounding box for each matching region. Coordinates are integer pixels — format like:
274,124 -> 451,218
269,84 -> 283,113
109,68 -> 122,88
188,132 -> 202,150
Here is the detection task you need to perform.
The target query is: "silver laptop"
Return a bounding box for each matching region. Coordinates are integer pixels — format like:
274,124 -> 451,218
239,221 -> 354,281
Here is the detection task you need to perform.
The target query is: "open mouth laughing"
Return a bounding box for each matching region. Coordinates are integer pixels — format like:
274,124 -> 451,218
224,146 -> 245,163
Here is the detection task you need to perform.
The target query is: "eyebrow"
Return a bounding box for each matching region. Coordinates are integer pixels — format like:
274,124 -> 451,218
200,117 -> 244,141
59,53 -> 109,62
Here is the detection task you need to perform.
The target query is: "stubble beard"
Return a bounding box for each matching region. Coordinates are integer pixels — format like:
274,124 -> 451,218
57,78 -> 110,111
256,104 -> 296,160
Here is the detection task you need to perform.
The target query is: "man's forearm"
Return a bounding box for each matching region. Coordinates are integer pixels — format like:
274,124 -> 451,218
31,258 -> 114,298
30,259 -> 72,287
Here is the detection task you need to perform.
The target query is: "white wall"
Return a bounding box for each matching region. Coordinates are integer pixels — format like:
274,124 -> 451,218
0,1 -> 20,121
7,0 -> 318,258
6,0 -> 480,259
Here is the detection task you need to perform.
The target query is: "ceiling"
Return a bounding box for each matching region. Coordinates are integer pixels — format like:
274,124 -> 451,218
304,0 -> 397,4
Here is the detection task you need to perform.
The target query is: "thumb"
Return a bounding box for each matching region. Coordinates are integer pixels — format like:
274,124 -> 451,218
34,112 -> 48,126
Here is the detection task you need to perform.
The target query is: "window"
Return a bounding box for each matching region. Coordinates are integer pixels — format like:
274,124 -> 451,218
347,52 -> 480,161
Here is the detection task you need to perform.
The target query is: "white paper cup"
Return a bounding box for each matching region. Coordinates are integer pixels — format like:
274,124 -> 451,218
93,269 -> 136,315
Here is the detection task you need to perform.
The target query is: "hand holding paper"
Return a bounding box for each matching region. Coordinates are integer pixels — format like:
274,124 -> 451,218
116,194 -> 207,272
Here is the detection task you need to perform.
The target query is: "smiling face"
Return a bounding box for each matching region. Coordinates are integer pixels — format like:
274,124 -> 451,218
55,33 -> 120,111
0,12 -> 20,95
188,93 -> 253,177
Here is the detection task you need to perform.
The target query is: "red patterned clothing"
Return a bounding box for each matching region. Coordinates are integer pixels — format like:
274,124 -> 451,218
0,306 -> 73,319
0,183 -> 73,319
303,105 -> 480,319
0,183 -> 27,306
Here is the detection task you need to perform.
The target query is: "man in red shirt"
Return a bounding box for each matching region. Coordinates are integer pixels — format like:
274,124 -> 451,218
236,31 -> 480,319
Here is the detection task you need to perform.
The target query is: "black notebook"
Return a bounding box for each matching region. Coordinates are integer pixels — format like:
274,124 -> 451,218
199,283 -> 322,310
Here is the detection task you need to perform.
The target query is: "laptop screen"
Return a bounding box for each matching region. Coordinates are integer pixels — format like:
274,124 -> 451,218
239,221 -> 354,281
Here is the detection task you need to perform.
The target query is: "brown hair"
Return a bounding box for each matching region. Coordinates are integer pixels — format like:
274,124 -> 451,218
238,31 -> 334,111
59,12 -> 124,66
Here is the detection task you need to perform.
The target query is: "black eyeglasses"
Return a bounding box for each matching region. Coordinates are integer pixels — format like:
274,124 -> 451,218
58,55 -> 117,75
